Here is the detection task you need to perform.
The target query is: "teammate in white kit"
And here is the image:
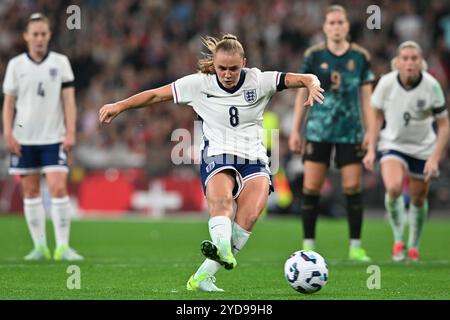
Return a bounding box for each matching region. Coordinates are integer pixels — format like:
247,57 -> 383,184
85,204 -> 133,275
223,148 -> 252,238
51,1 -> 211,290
363,41 -> 449,262
99,34 -> 324,292
2,13 -> 83,261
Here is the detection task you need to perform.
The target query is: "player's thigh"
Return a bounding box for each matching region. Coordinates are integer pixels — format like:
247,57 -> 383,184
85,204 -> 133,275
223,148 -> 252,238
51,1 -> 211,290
45,171 -> 69,198
335,143 -> 364,190
302,141 -> 331,191
235,176 -> 270,230
303,161 -> 328,192
380,159 -> 405,196
340,163 -> 362,191
20,173 -> 41,198
205,170 -> 235,218
409,177 -> 430,207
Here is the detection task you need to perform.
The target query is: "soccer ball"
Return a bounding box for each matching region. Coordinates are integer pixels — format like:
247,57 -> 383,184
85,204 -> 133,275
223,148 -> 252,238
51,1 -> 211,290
284,250 -> 329,294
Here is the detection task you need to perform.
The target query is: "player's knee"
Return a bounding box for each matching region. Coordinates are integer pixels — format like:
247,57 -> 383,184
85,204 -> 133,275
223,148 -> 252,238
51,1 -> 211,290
208,195 -> 234,216
411,198 -> 426,207
22,184 -> 40,198
240,211 -> 260,230
23,190 -> 40,198
342,177 -> 361,191
48,185 -> 68,198
303,187 -> 321,196
385,185 -> 402,198
343,187 -> 361,195
410,193 -> 427,207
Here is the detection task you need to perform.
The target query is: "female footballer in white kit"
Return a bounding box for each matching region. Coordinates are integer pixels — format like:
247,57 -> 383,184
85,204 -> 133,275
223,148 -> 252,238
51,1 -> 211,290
363,41 -> 449,262
2,13 -> 83,261
99,34 -> 324,292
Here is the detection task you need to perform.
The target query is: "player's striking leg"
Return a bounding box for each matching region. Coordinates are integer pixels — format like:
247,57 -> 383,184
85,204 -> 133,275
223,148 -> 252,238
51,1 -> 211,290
188,175 -> 267,292
198,172 -> 236,269
187,171 -> 235,292
188,221 -> 252,292
201,215 -> 236,270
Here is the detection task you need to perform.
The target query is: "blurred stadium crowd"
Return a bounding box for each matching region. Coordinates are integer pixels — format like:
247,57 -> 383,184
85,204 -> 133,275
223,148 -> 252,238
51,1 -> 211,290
0,0 -> 449,210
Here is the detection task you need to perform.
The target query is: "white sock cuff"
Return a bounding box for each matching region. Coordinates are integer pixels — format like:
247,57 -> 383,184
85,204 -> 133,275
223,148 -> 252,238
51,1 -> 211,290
24,197 -> 42,206
208,216 -> 231,227
51,196 -> 70,205
350,239 -> 361,248
232,221 -> 251,236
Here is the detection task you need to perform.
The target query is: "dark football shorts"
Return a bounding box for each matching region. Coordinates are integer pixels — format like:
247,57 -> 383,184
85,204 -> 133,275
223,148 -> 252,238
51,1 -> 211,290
200,141 -> 274,199
302,141 -> 365,168
9,143 -> 68,175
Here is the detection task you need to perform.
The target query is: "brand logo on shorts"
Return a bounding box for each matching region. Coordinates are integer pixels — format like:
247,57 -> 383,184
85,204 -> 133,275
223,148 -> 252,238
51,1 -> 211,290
305,142 -> 313,155
355,144 -> 366,157
206,161 -> 216,173
59,147 -> 67,165
11,155 -> 19,167
243,89 -> 257,104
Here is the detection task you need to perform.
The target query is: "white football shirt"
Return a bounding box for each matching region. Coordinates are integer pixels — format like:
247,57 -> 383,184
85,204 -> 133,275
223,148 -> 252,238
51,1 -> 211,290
372,71 -> 447,159
172,68 -> 283,164
3,51 -> 75,144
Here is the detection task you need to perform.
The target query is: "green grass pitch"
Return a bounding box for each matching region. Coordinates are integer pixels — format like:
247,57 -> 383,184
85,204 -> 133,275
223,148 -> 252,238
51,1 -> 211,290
0,215 -> 448,300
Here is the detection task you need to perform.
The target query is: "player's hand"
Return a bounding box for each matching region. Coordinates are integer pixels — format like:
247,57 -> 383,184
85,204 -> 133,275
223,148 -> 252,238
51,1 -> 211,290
304,75 -> 324,107
362,150 -> 376,172
423,157 -> 439,182
99,103 -> 122,124
4,133 -> 21,157
63,133 -> 76,152
362,133 -> 370,151
289,132 -> 304,154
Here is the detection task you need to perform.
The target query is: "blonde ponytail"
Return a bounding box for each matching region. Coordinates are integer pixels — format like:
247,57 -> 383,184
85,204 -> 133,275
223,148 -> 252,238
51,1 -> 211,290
198,34 -> 245,74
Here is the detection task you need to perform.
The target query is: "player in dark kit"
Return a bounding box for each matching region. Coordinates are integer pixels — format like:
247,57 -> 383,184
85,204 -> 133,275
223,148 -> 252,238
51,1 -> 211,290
289,5 -> 375,261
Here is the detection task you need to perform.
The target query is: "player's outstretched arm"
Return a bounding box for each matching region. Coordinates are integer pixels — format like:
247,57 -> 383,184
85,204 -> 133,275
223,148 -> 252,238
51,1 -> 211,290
284,73 -> 324,107
99,84 -> 173,124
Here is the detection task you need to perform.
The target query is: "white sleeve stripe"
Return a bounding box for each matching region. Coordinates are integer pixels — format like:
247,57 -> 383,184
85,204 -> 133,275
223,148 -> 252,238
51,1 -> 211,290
171,82 -> 179,104
3,88 -> 17,96
434,110 -> 448,118
276,72 -> 281,87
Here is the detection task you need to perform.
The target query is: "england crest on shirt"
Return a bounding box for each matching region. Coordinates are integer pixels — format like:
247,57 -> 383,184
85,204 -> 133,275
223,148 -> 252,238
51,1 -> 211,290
49,68 -> 58,80
416,99 -> 426,109
243,89 -> 257,104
